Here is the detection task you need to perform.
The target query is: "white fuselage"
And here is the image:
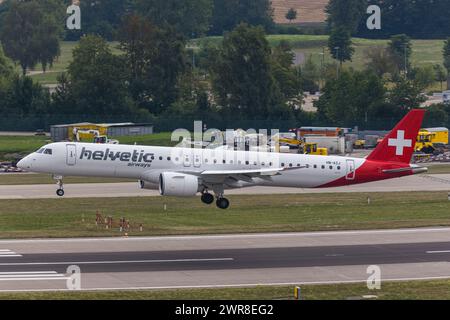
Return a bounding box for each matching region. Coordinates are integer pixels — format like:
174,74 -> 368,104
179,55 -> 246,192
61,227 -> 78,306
18,142 -> 366,189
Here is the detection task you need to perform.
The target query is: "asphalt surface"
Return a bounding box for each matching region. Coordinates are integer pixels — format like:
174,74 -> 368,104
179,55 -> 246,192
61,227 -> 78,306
1,174 -> 450,199
1,228 -> 450,291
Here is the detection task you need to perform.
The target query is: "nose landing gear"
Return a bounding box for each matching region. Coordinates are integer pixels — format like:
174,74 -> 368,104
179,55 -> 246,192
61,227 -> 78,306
54,175 -> 64,197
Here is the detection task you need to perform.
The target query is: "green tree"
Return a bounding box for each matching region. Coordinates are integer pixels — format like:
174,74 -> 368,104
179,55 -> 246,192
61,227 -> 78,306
210,0 -> 274,35
434,64 -> 447,91
315,69 -> 387,126
423,103 -> 450,127
300,55 -> 320,93
388,34 -> 412,76
75,0 -> 133,40
135,0 -> 213,38
328,27 -> 354,65
326,0 -> 366,33
0,45 -> 14,79
271,41 -> 301,99
210,24 -> 284,119
364,46 -> 398,77
119,15 -> 186,113
285,8 -> 297,23
444,38 -> 450,90
388,75 -> 426,113
62,35 -> 133,115
411,65 -> 436,89
0,0 -> 62,75
1,76 -> 51,115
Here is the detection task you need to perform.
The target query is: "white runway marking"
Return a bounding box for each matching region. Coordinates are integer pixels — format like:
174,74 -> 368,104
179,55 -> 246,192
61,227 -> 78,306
426,250 -> 450,254
0,249 -> 22,257
0,257 -> 234,266
0,271 -> 69,281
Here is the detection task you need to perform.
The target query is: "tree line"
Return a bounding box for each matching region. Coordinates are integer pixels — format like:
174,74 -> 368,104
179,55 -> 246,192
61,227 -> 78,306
1,0 -> 450,131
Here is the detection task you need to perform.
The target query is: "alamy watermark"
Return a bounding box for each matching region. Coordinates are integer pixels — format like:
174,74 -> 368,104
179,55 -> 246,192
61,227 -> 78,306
66,1 -> 81,30
367,265 -> 381,290
366,5 -> 381,30
66,265 -> 81,290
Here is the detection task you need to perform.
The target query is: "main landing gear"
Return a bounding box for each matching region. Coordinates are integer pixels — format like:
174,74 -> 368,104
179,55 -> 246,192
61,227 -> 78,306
54,175 -> 65,197
201,187 -> 230,209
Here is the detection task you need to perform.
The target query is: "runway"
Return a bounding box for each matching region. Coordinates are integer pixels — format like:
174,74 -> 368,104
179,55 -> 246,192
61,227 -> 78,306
1,227 -> 450,291
1,174 -> 450,199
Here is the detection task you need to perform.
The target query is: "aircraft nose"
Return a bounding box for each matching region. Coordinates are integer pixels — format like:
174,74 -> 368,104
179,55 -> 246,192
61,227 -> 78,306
17,156 -> 32,170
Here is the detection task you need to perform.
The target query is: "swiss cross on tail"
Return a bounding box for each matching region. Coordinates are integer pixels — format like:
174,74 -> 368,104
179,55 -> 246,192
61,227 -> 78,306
388,130 -> 412,156
367,109 -> 425,164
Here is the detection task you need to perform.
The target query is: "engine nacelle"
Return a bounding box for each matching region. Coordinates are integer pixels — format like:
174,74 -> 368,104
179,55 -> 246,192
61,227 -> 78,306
139,180 -> 158,190
159,172 -> 199,197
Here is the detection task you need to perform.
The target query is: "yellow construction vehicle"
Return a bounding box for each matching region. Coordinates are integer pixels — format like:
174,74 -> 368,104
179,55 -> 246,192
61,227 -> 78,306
415,128 -> 449,154
271,134 -> 328,155
304,143 -> 328,156
353,139 -> 366,149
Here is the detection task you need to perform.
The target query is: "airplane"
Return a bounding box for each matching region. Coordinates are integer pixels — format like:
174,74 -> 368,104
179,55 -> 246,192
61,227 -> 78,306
17,109 -> 427,209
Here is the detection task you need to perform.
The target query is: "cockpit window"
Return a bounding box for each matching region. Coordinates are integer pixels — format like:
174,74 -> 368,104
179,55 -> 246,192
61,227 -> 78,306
43,149 -> 53,155
36,148 -> 44,154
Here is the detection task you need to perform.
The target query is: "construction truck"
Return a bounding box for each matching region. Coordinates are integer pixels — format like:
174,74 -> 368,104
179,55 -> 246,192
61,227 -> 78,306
271,133 -> 328,155
303,142 -> 328,155
414,127 -> 449,154
73,129 -> 119,144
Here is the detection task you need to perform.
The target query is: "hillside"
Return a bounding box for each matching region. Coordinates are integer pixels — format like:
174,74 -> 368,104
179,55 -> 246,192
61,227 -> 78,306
272,0 -> 328,24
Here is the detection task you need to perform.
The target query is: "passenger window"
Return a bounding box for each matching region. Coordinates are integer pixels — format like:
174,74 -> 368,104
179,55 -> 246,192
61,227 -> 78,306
337,166 -> 341,170
159,156 -> 163,160
329,166 -> 333,170
314,165 -> 317,169
321,165 -> 325,169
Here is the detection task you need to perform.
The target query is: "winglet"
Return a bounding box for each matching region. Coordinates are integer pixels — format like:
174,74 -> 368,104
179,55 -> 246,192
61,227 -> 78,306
366,109 -> 425,163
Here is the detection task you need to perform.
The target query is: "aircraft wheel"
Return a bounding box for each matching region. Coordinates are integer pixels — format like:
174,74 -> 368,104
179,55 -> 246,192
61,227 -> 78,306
56,189 -> 65,197
201,193 -> 214,205
216,198 -> 230,210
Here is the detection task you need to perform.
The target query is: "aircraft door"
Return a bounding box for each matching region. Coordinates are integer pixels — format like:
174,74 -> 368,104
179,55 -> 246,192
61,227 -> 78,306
183,150 -> 192,167
346,159 -> 356,180
193,151 -> 202,168
66,144 -> 77,166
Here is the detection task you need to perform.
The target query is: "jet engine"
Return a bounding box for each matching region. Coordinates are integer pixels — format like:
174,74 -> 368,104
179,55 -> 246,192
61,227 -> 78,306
159,172 -> 199,197
139,180 -> 158,190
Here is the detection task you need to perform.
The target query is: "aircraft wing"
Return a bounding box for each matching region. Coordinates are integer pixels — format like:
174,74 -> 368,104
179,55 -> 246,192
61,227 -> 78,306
187,166 -> 307,185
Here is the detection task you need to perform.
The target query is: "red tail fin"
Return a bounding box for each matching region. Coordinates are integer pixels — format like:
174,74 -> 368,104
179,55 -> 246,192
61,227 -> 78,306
366,109 -> 425,163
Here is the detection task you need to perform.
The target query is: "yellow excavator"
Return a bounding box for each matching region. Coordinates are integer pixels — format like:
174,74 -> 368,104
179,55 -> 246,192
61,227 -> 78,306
272,134 -> 328,155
